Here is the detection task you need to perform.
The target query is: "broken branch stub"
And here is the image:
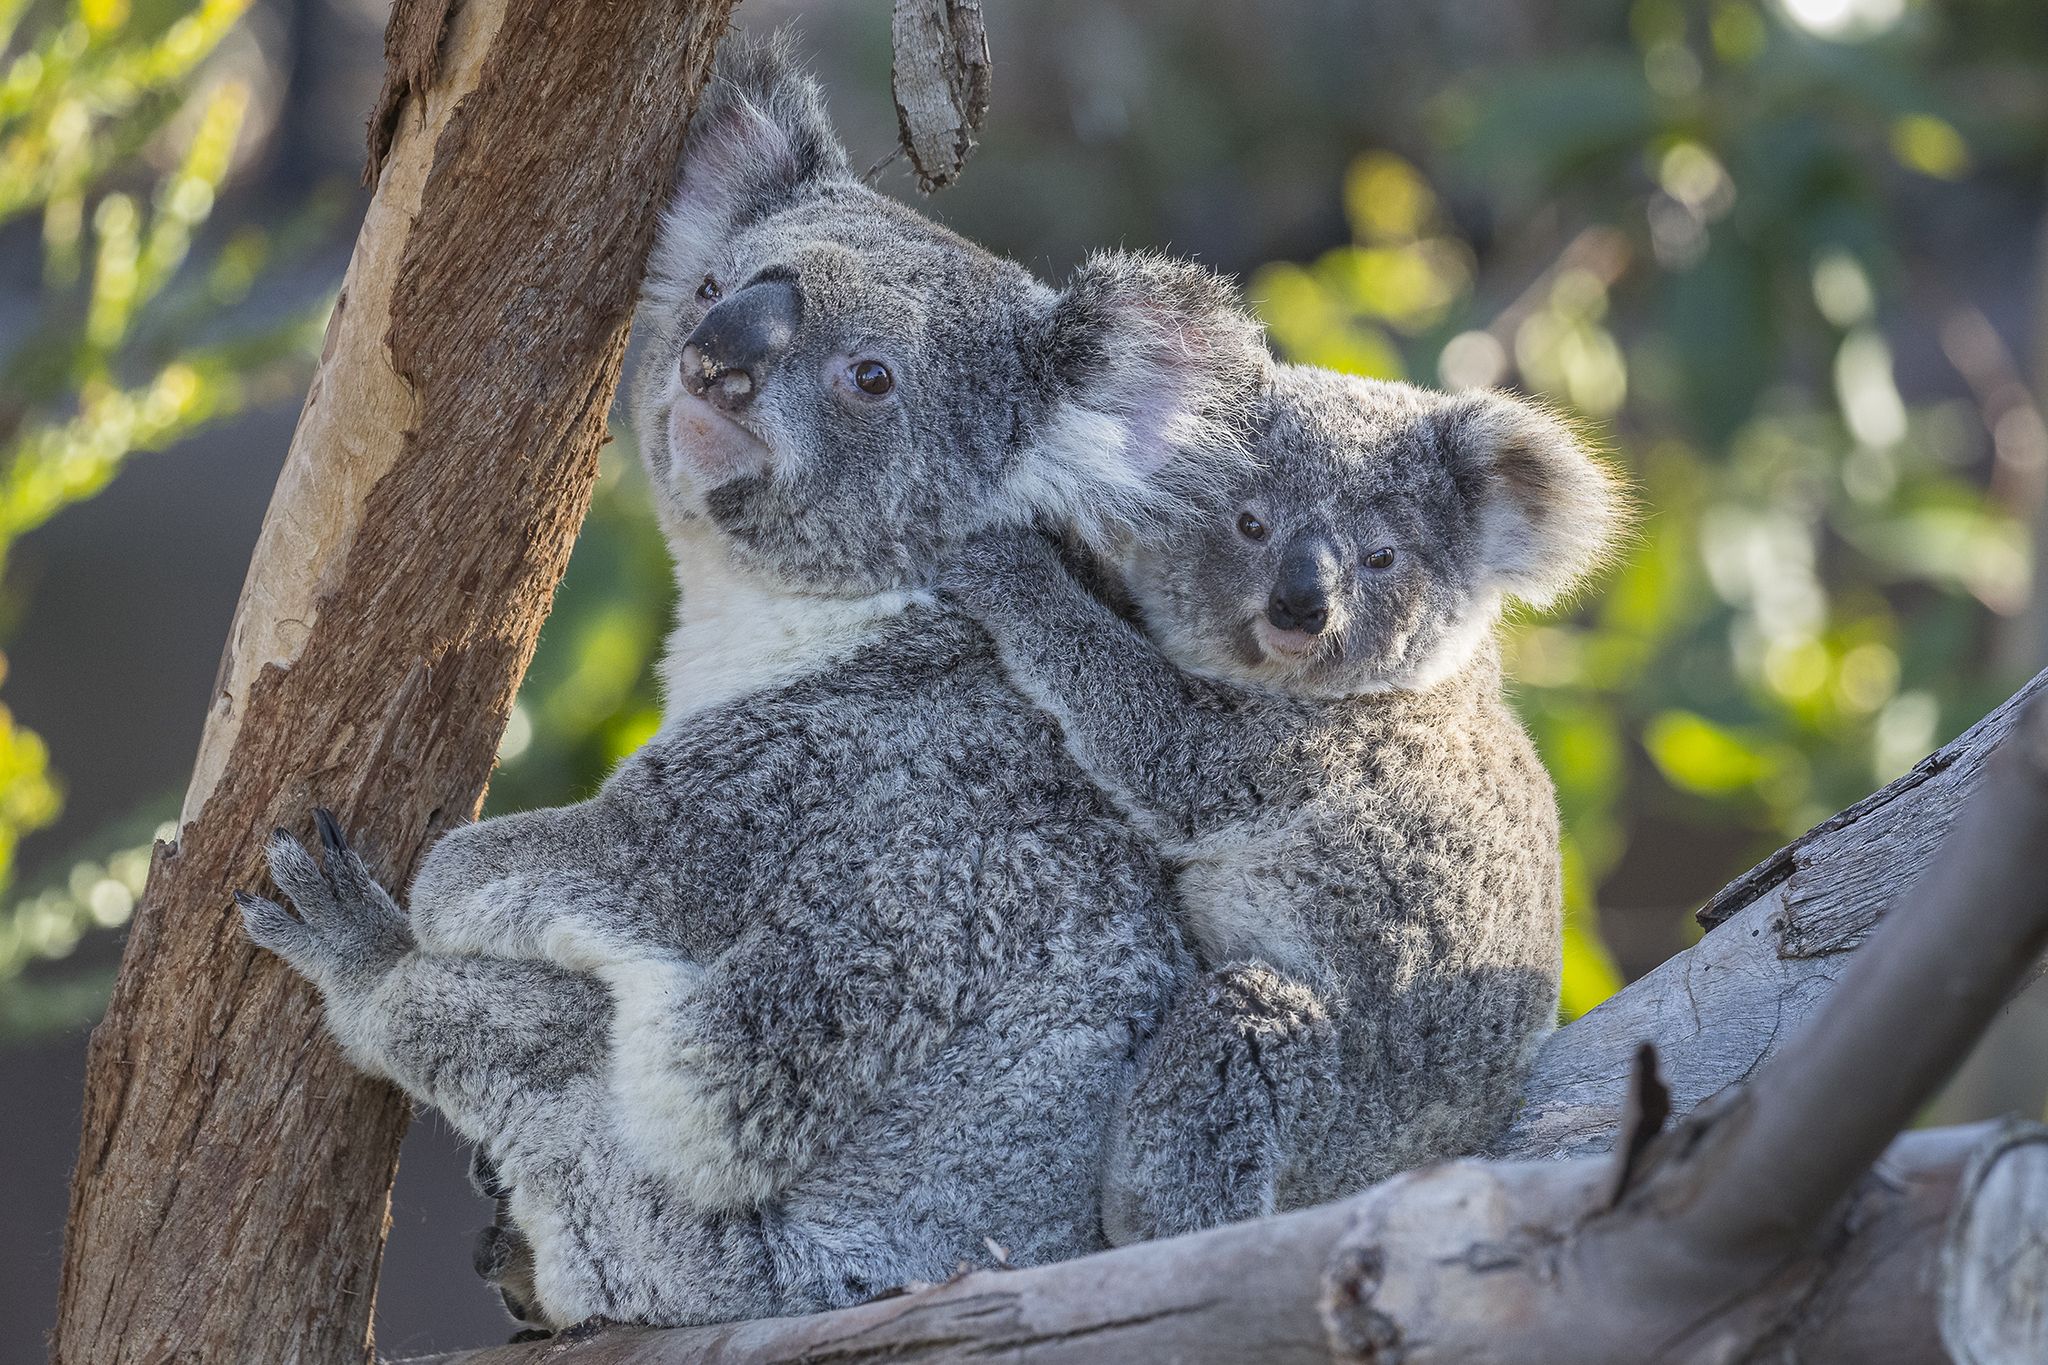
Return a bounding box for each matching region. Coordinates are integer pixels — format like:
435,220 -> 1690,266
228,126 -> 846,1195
890,0 -> 992,192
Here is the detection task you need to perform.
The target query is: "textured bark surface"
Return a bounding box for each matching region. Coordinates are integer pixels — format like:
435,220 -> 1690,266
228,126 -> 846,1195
52,4 -> 737,1362
403,681 -> 2048,1365
890,0 -> 990,191
398,1125 -> 2034,1365
1502,661 -> 2048,1161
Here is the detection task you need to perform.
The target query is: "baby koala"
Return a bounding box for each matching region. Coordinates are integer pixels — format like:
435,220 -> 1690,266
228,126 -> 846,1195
947,363 -> 1624,1243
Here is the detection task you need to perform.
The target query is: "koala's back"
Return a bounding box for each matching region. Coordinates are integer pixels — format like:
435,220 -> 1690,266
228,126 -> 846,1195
618,605 -> 1182,977
606,606 -> 1188,1303
1181,654 -> 1562,1203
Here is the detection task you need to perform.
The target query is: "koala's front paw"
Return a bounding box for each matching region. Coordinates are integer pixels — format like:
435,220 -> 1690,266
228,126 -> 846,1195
237,809 -> 412,990
474,1221 -> 546,1331
939,526 -> 1062,607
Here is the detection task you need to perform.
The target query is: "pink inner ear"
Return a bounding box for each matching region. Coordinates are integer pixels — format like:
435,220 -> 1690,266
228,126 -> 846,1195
1111,307 -> 1217,473
1117,388 -> 1186,474
687,98 -> 795,198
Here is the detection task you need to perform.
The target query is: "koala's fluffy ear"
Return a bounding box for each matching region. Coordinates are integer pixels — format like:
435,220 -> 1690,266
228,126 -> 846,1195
649,31 -> 852,289
1446,393 -> 1627,609
1014,251 -> 1269,546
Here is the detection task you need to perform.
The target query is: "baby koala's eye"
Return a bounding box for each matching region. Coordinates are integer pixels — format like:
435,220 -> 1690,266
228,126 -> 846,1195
696,274 -> 721,304
1236,512 -> 1268,542
850,359 -> 895,396
1364,546 -> 1397,570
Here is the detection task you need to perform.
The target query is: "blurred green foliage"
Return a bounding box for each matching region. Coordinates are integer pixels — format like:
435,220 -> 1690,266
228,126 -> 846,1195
1251,0 -> 2046,1015
0,0 -> 322,1035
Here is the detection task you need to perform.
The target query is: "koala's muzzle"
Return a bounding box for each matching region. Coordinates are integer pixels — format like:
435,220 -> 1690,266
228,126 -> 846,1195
680,279 -> 802,414
1267,540 -> 1336,636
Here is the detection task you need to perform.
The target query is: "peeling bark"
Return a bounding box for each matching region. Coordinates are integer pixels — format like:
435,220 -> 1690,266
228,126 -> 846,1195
890,0 -> 991,192
52,5 -> 737,1363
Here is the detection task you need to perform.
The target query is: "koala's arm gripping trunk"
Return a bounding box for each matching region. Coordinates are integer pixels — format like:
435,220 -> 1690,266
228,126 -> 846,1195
51,4 -> 736,1363
958,537 -> 1284,840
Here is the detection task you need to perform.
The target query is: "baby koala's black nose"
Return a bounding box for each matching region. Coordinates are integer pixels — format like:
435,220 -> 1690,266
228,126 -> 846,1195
1267,581 -> 1329,635
680,278 -> 802,414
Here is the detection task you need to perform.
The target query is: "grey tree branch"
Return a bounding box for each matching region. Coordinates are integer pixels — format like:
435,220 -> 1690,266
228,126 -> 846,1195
1677,693 -> 2048,1255
890,0 -> 991,192
405,1124 -> 2042,1365
1505,660 -> 2048,1161
410,679 -> 2048,1362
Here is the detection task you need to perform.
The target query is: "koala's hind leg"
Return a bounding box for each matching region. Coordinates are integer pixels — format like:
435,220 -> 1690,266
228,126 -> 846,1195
1102,963 -> 1338,1246
241,815 -> 612,1144
469,1150 -> 550,1336
598,929 -> 957,1213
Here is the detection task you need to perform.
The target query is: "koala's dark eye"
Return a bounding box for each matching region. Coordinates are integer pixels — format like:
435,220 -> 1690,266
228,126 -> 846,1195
1365,547 -> 1397,570
1236,512 -> 1268,542
696,274 -> 721,304
850,359 -> 894,396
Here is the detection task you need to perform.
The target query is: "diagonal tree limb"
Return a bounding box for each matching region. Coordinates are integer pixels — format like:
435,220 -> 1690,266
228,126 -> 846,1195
1668,692 -> 2048,1255
1505,661 -> 2048,1161
51,5 -> 737,1363
405,686 -> 2048,1364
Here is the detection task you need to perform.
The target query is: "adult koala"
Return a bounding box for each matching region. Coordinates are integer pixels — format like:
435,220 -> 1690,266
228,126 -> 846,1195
241,32 -> 1266,1329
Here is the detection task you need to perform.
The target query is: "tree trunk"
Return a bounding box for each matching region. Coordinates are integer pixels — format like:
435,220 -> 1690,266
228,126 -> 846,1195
52,4 -> 736,1362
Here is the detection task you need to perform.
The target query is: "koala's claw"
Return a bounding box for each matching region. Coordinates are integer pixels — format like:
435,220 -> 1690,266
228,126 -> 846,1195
234,888 -> 312,962
312,806 -> 347,857
240,815 -> 412,982
558,1315 -> 622,1343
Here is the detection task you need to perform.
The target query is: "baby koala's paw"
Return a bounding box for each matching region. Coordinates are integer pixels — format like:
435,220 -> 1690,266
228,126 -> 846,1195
1204,962 -> 1336,1057
1103,963 -> 1337,1246
237,810 -> 412,990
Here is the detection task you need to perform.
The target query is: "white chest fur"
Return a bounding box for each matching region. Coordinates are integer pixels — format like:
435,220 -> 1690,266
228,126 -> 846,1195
656,524 -> 927,723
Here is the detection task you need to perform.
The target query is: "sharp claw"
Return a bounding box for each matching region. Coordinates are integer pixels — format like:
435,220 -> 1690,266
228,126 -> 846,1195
312,807 -> 348,858
232,889 -> 257,908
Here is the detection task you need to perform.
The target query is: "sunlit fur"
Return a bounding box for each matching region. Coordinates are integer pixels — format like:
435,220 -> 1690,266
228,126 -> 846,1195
242,31 -> 1271,1331
951,364 -> 1625,1244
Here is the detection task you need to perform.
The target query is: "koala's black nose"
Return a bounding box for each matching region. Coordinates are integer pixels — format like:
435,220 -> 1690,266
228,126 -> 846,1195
1267,582 -> 1329,635
680,278 -> 801,413
1267,541 -> 1335,635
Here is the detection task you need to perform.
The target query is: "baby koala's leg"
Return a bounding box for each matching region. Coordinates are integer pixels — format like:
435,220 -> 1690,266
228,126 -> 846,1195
1101,962 -> 1338,1246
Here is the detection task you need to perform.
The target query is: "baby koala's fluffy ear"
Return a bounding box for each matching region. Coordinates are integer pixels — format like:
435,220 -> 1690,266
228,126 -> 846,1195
1446,392 -> 1627,609
650,31 -> 852,287
1016,250 -> 1270,545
